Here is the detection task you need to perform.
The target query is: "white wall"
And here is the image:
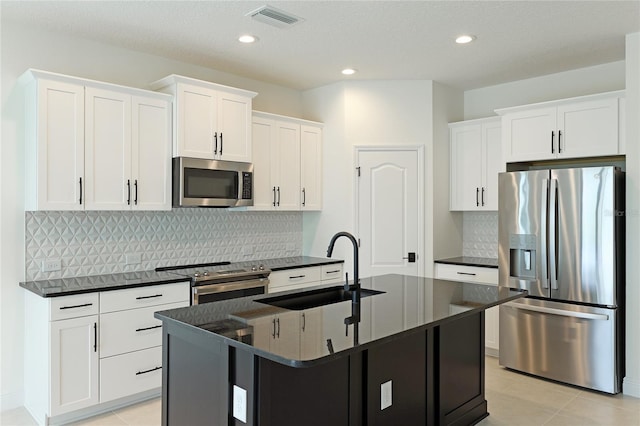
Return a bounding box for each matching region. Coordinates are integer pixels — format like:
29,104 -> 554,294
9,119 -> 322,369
624,32 -> 640,398
464,61 -> 626,120
301,80 -> 463,278
0,21 -> 304,410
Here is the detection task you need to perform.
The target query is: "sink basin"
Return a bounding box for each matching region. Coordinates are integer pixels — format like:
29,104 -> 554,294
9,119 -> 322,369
256,286 -> 385,311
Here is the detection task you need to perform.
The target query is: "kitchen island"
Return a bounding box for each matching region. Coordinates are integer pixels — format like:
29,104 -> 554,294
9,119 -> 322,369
154,274 -> 525,426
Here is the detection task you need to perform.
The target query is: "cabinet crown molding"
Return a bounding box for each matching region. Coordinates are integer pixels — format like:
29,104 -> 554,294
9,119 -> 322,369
20,68 -> 172,100
150,74 -> 257,98
253,110 -> 323,127
448,116 -> 500,128
495,90 -> 625,116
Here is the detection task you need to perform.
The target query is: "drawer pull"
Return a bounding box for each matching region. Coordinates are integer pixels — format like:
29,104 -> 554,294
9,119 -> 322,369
136,294 -> 162,300
456,272 -> 477,276
289,275 -> 306,279
60,302 -> 93,310
325,270 -> 341,274
135,325 -> 162,332
136,366 -> 162,376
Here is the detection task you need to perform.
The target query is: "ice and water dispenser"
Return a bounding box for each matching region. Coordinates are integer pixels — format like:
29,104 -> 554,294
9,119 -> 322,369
508,234 -> 537,279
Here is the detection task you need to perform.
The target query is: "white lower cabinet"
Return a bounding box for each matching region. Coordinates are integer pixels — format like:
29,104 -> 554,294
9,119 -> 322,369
24,281 -> 189,425
435,263 -> 500,356
100,346 -> 163,403
50,314 -> 99,417
268,264 -> 344,294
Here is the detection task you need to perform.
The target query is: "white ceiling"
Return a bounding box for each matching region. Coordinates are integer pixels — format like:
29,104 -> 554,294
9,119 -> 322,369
2,1 -> 639,91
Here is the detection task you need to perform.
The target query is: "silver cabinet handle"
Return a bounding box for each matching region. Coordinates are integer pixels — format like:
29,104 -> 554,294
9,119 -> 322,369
456,272 -> 476,276
289,275 -> 306,279
136,366 -> 162,376
276,317 -> 280,338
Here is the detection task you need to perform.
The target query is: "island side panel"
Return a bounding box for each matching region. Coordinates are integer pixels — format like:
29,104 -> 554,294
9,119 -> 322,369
438,311 -> 487,425
365,330 -> 427,426
162,322 -> 228,426
256,357 -> 350,426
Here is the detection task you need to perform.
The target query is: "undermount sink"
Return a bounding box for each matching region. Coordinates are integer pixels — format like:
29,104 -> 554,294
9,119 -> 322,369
256,286 -> 385,311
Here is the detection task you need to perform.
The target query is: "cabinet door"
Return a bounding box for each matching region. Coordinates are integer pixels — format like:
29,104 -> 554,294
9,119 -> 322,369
272,312 -> 301,359
31,79 -> 85,210
175,83 -> 217,159
300,125 -> 322,210
300,309 -> 323,359
50,315 -> 99,416
450,124 -> 482,210
131,95 -> 172,210
481,121 -> 502,210
251,117 -> 276,210
274,121 -> 301,210
217,92 -> 252,162
557,98 -> 619,158
502,107 -> 556,162
85,87 -> 131,210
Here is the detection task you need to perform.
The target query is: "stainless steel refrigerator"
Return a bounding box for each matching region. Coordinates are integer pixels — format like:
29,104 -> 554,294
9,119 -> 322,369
498,166 -> 625,394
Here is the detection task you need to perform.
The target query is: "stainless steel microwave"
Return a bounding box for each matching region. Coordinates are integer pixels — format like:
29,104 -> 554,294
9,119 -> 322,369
173,157 -> 253,207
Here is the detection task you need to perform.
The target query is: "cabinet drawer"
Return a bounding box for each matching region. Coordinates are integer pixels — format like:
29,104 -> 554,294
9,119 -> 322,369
99,346 -> 162,403
100,282 -> 190,313
435,263 -> 498,285
99,301 -> 188,358
50,293 -> 100,321
321,264 -> 344,282
269,267 -> 322,290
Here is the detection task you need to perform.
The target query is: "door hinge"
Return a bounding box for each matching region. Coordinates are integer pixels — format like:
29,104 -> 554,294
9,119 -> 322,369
356,166 -> 361,177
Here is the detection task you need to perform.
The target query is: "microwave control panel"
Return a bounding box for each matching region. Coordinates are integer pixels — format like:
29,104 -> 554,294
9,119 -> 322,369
241,172 -> 253,200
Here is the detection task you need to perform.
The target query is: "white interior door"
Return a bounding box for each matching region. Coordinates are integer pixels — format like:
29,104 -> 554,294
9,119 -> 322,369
356,147 -> 423,279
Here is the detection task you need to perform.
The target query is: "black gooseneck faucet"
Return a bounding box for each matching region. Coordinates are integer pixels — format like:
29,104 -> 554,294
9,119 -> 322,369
326,231 -> 359,292
327,231 -> 361,344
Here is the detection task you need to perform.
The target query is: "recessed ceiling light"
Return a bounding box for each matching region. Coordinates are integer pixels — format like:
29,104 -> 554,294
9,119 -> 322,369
342,68 -> 357,75
455,35 -> 476,44
238,35 -> 258,43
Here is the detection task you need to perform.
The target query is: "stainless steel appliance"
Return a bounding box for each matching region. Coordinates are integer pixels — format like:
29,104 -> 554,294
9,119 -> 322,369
157,262 -> 270,304
498,166 -> 625,394
173,157 -> 254,207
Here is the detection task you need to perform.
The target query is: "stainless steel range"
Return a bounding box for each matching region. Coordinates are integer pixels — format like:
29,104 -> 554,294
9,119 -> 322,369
157,262 -> 271,304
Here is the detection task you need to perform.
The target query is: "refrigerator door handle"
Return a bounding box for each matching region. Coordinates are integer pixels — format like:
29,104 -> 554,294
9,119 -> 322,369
541,179 -> 549,289
504,302 -> 609,321
549,179 -> 559,290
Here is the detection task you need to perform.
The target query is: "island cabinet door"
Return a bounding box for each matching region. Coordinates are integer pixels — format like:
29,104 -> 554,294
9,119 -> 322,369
366,331 -> 427,426
438,311 -> 487,426
255,357 -> 350,426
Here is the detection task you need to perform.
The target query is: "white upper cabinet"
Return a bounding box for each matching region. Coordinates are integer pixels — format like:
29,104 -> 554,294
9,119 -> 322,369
449,117 -> 502,211
25,77 -> 85,211
300,125 -> 323,211
22,69 -> 172,211
151,75 -> 257,162
251,111 -> 323,211
497,91 -> 624,163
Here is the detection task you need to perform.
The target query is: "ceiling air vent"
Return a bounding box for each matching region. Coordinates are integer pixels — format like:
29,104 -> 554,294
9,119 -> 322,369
247,5 -> 304,29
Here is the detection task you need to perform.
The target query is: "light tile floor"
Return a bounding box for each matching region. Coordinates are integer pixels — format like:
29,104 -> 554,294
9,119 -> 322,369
2,357 -> 639,425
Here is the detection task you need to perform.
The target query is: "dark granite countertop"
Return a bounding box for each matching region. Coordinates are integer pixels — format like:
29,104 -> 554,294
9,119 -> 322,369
155,274 -> 525,367
19,256 -> 344,298
434,256 -> 498,268
19,270 -> 188,298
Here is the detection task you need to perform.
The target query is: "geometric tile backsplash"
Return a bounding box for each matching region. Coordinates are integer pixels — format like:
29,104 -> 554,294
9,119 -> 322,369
462,211 -> 498,259
25,209 -> 302,281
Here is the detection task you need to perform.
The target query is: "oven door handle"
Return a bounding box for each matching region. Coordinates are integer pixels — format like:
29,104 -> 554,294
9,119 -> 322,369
193,278 -> 269,296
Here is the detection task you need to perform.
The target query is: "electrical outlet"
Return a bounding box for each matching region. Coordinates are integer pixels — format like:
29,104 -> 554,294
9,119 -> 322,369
381,380 -> 392,410
233,385 -> 247,423
42,259 -> 61,272
126,253 -> 142,265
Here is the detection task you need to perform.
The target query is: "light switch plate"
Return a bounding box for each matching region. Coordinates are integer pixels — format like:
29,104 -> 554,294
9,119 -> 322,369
381,380 -> 392,410
233,385 -> 247,423
42,258 -> 61,272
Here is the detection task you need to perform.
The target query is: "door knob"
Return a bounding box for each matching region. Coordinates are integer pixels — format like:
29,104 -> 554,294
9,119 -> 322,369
403,252 -> 416,263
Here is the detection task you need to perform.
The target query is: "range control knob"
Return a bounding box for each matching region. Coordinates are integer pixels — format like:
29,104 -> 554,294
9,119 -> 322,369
202,271 -> 209,277
258,264 -> 265,271
251,265 -> 258,272
194,272 -> 201,278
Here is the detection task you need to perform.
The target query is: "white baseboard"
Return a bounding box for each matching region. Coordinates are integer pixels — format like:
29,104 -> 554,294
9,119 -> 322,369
623,376 -> 640,398
0,390 -> 24,413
